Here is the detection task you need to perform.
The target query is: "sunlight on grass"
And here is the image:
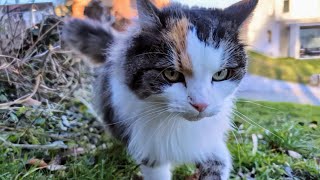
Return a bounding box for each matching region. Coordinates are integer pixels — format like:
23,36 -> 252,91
0,101 -> 319,179
248,51 -> 320,84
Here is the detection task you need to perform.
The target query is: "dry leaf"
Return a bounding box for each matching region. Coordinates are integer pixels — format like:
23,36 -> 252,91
27,158 -> 48,168
185,169 -> 200,180
23,98 -> 42,106
185,173 -> 200,180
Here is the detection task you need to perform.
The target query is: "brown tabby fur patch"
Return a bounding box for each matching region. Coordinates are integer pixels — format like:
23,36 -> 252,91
165,18 -> 193,76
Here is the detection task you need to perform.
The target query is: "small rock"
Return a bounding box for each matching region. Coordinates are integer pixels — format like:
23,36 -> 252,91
284,166 -> 294,178
252,134 -> 258,156
309,124 -> 317,129
59,121 -> 68,131
62,116 -> 71,128
47,164 -> 67,171
287,150 -> 302,159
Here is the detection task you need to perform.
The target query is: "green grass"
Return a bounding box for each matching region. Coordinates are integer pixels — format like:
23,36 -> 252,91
248,51 -> 320,84
1,101 -> 320,179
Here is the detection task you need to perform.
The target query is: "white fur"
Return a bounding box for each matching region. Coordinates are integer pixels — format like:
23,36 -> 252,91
109,28 -> 238,180
141,164 -> 172,180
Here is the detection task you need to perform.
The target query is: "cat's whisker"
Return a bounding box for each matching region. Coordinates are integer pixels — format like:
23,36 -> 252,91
128,110 -> 171,144
230,130 -> 244,163
237,100 -> 279,111
231,122 -> 244,144
127,107 -> 170,123
110,107 -> 167,126
168,113 -> 180,151
126,105 -> 167,117
233,110 -> 283,141
146,102 -> 169,105
132,108 -> 171,127
106,106 -> 169,126
153,67 -> 176,81
143,114 -> 170,148
163,113 -> 177,151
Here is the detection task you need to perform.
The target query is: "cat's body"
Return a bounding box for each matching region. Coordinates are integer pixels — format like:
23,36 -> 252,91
63,0 -> 258,179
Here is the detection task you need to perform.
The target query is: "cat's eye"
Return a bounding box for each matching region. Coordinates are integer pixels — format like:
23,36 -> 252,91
212,69 -> 230,82
163,69 -> 184,83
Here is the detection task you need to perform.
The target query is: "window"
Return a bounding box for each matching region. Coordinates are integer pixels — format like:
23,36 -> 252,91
283,0 -> 290,13
267,30 -> 272,43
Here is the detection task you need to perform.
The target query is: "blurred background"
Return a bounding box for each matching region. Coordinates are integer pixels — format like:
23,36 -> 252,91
0,0 -> 319,179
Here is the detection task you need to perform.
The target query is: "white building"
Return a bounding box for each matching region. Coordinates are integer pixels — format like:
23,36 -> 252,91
246,0 -> 320,59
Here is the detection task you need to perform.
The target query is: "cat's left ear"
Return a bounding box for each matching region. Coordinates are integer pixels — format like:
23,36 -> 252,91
224,0 -> 258,27
136,0 -> 161,28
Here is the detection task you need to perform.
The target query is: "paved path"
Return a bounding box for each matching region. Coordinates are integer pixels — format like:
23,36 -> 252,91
237,74 -> 320,106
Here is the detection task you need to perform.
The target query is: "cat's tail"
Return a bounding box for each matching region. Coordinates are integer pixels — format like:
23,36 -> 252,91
62,19 -> 115,65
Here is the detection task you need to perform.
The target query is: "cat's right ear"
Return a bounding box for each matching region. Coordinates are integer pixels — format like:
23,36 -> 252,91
62,19 -> 114,65
224,0 -> 258,27
136,0 -> 161,28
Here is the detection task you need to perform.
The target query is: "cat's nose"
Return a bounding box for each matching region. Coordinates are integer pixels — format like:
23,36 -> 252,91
190,103 -> 208,112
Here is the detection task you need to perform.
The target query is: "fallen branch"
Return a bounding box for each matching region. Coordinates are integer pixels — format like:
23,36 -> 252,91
0,74 -> 42,109
0,137 -> 68,150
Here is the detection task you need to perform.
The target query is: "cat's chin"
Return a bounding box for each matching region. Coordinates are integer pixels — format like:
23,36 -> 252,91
182,114 -> 212,122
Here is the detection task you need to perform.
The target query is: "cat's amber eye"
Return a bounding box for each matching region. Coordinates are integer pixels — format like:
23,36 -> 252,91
212,69 -> 230,82
163,69 -> 184,83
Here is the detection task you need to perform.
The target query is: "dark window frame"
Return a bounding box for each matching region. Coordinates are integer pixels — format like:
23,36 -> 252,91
267,30 -> 272,43
283,0 -> 290,13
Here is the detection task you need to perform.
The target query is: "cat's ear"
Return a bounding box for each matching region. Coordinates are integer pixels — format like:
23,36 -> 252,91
224,0 -> 258,27
136,0 -> 161,27
62,19 -> 114,65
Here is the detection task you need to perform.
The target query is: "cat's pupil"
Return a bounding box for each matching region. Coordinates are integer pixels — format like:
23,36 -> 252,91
170,71 -> 175,76
217,71 -> 222,76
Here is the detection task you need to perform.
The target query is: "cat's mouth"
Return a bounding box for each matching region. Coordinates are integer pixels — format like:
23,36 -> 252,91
182,110 -> 220,122
182,113 -> 210,122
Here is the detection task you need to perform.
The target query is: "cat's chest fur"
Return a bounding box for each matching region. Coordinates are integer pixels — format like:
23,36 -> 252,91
110,73 -> 233,165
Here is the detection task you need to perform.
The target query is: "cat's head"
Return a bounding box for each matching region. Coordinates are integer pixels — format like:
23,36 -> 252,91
123,0 -> 258,121
63,0 -> 258,121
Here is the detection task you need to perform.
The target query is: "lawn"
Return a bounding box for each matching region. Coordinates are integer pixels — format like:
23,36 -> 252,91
248,51 -> 320,84
1,6 -> 319,180
1,100 -> 319,180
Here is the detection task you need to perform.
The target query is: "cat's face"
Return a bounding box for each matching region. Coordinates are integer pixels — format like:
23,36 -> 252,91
124,0 -> 257,121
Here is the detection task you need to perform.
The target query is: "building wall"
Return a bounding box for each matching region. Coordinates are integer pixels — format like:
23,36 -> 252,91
247,0 -> 320,58
279,22 -> 290,57
276,0 -> 320,20
246,0 -> 284,57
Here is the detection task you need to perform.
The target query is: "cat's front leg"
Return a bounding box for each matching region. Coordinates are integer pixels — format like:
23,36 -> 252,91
198,147 -> 231,180
140,163 -> 171,180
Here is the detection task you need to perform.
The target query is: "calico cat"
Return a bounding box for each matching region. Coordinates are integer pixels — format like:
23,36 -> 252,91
63,0 -> 258,179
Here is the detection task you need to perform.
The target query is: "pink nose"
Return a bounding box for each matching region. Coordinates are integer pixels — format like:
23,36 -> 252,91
190,103 -> 208,112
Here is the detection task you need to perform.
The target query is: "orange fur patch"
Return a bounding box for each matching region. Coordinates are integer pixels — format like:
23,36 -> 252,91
166,18 -> 193,75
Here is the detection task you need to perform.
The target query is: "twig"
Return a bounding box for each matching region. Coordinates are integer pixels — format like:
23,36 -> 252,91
48,133 -> 82,140
74,93 -> 98,118
0,55 -> 22,70
0,75 -> 42,109
23,20 -> 62,61
0,137 -> 68,150
0,54 -> 21,70
0,54 -> 21,62
32,45 -> 61,60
